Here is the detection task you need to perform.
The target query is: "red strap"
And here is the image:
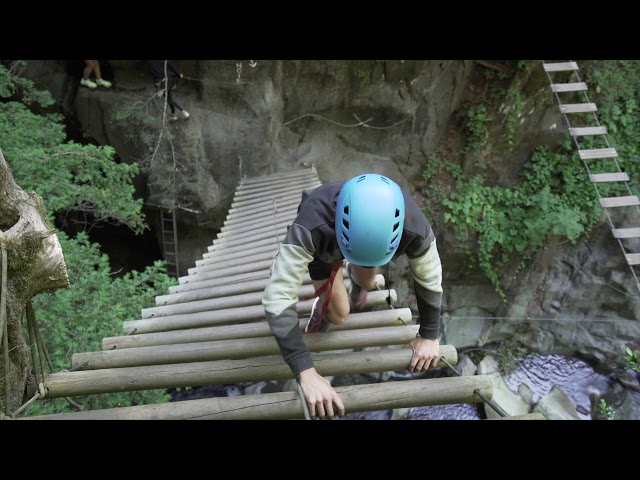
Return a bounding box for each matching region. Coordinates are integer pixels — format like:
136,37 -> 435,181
300,261 -> 343,320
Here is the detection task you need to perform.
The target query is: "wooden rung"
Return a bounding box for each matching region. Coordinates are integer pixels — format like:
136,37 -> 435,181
613,228 -> 640,239
544,62 -> 579,72
627,253 -> 640,265
560,103 -> 597,113
579,148 -> 618,160
600,195 -> 640,208
570,126 -> 608,136
589,172 -> 629,183
552,82 -> 588,92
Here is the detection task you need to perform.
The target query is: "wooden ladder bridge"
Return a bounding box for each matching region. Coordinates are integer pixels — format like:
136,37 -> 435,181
17,166 -> 546,420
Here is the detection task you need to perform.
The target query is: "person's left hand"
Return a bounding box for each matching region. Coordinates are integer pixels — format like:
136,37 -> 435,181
404,337 -> 440,372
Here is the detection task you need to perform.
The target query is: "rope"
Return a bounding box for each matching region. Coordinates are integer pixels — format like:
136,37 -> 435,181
296,378 -> 311,420
0,230 -> 7,356
28,300 -> 83,411
0,229 -> 8,415
175,73 -> 413,131
26,303 -> 47,390
440,356 -> 508,417
3,316 -> 8,417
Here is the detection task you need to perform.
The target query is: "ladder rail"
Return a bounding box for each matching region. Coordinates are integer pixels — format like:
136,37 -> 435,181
160,209 -> 180,278
542,60 -> 640,292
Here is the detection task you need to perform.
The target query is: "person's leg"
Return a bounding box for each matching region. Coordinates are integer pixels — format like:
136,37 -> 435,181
80,61 -> 98,88
93,61 -> 112,88
167,91 -> 190,120
312,268 -> 350,327
166,91 -> 178,114
350,265 -> 378,290
83,60 -> 97,80
348,264 -> 378,310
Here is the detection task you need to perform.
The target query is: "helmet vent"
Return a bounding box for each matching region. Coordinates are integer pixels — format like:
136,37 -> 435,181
356,176 -> 366,183
343,205 -> 349,215
395,208 -> 400,218
389,234 -> 399,251
342,219 -> 350,229
380,176 -> 390,184
393,222 -> 399,232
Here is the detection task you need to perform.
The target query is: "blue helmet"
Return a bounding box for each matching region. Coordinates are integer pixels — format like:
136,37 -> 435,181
335,174 -> 405,267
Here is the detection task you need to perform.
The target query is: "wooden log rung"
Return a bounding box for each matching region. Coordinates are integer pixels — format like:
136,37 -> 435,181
39,347 -> 459,398
21,375 -> 490,420
626,253 -> 640,265
552,82 -> 588,93
579,148 -> 618,160
589,172 -> 629,183
560,103 -> 597,113
570,126 -> 607,136
544,62 -> 579,72
612,227 -> 640,239
600,195 -> 640,208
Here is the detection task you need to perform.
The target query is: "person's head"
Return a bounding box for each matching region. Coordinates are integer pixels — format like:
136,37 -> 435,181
335,173 -> 405,267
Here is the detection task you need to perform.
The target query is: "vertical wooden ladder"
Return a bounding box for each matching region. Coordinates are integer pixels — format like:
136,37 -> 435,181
542,61 -> 640,293
160,209 -> 179,277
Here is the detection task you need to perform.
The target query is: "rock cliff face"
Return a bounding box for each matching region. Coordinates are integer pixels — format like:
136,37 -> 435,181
23,60 -> 639,368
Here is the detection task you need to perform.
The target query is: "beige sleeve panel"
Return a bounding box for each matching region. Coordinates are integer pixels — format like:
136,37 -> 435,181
263,243 -> 314,318
408,239 -> 443,293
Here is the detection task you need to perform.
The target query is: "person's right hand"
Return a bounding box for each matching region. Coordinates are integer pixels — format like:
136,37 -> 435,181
298,368 -> 345,419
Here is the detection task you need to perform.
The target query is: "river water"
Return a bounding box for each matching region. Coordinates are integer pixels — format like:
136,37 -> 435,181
169,354 -> 615,420
342,354 -> 613,420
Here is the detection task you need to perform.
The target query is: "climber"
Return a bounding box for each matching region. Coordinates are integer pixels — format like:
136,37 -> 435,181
80,60 -> 112,89
262,173 -> 444,419
149,60 -> 190,121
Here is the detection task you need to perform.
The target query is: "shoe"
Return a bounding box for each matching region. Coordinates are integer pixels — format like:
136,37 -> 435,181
96,78 -> 112,88
181,110 -> 190,119
168,114 -> 178,121
80,79 -> 97,89
348,264 -> 368,311
303,297 -> 329,334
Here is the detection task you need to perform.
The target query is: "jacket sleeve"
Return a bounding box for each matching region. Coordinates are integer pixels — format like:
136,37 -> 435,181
262,223 -> 316,375
407,238 -> 443,339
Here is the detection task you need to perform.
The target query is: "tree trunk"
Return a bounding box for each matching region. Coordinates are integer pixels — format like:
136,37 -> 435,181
0,148 -> 69,415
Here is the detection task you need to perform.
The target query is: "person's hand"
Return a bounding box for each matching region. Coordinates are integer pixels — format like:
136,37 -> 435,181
179,73 -> 184,79
404,336 -> 440,372
298,368 -> 345,419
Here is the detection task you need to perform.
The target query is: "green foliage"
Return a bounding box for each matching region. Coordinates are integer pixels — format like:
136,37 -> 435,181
111,98 -> 201,210
0,63 -> 146,233
597,399 -> 616,420
25,231 -> 174,415
517,60 -> 533,71
442,143 -> 600,299
0,61 -> 175,415
625,347 -> 640,373
587,61 -> 640,196
0,60 -> 55,107
356,69 -> 371,86
421,153 -> 440,183
494,340 -> 531,374
464,105 -> 492,153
